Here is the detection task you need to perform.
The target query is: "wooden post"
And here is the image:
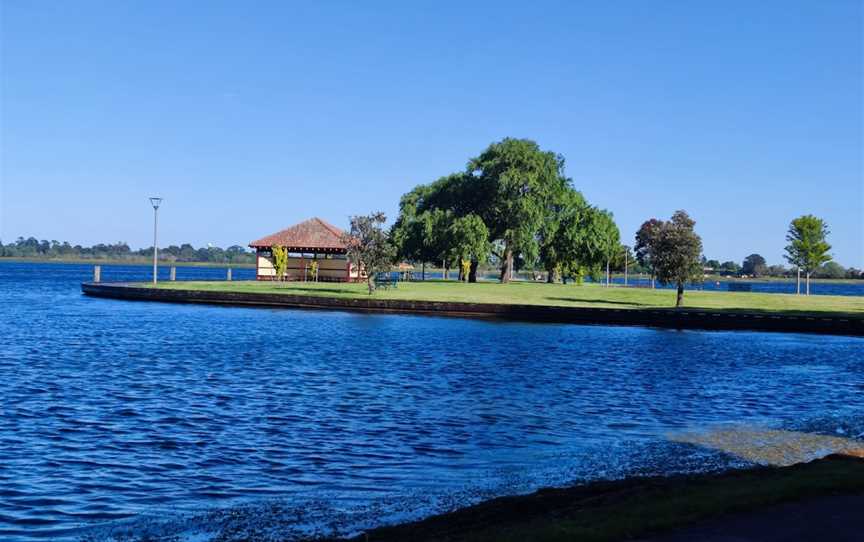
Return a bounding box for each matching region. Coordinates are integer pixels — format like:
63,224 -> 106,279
226,268 -> 232,281
170,266 -> 176,281
93,265 -> 101,283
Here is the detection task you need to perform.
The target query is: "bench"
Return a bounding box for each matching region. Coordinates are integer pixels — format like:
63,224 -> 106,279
374,272 -> 399,290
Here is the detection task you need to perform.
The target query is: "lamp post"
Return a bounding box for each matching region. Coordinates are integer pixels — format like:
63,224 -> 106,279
149,197 -> 162,284
623,245 -> 629,287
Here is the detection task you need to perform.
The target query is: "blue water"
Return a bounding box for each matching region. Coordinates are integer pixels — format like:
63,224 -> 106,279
418,270 -> 864,296
601,276 -> 864,296
1,262 -> 862,541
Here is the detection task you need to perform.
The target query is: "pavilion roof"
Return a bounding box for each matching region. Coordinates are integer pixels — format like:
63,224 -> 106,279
249,217 -> 347,251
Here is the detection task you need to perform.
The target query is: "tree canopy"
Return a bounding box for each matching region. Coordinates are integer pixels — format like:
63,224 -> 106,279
392,138 -> 617,283
341,212 -> 396,294
642,210 -> 703,307
784,215 -> 832,295
741,254 -> 767,277
634,218 -> 665,286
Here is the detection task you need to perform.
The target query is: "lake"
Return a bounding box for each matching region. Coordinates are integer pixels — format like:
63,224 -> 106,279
1,262 -> 862,541
414,269 -> 864,296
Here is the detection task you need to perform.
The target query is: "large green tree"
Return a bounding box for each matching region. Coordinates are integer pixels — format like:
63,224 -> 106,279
645,210 -> 704,307
393,138 -> 615,285
538,186 -> 588,282
784,215 -> 831,296
467,138 -> 567,282
539,203 -> 614,284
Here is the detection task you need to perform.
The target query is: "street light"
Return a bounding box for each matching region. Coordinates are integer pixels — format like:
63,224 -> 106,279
623,245 -> 629,287
149,197 -> 162,284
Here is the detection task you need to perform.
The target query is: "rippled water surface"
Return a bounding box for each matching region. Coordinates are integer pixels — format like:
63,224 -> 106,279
1,262 -> 862,541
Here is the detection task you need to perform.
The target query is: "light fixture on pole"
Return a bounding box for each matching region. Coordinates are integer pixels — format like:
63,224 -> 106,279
149,197 -> 163,284
623,245 -> 629,287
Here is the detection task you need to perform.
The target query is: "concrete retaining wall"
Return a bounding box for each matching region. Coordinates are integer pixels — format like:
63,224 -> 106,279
80,282 -> 863,336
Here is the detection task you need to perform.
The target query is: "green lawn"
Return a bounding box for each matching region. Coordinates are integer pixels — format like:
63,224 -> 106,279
147,280 -> 864,317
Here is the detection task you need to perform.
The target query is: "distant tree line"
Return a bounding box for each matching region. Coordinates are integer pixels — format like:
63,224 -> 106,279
0,237 -> 254,264
701,256 -> 859,280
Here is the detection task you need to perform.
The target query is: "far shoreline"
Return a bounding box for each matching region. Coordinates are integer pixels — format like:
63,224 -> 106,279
0,256 -> 255,268
2,258 -> 862,284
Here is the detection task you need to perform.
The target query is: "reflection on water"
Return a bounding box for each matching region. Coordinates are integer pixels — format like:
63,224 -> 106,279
670,427 -> 864,466
0,262 -> 862,541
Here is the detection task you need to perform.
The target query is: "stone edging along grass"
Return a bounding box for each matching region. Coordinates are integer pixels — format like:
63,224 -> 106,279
80,282 -> 863,336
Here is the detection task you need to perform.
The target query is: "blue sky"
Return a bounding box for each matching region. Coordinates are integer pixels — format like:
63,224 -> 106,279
1,1 -> 861,266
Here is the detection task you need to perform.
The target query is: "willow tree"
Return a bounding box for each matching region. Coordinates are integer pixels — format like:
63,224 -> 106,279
538,185 -> 587,282
447,214 -> 490,281
540,203 -> 613,284
784,215 -> 831,296
394,138 -> 599,284
392,176 -> 476,281
468,138 -> 566,282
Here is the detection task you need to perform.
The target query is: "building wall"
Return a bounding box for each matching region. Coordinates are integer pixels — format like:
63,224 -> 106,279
255,249 -> 358,281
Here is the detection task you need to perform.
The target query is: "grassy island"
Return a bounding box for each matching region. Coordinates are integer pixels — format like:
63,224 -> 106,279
147,280 -> 864,318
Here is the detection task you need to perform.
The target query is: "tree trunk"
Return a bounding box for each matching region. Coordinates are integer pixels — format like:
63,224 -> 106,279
606,258 -> 610,287
468,260 -> 478,283
796,267 -> 800,295
367,276 -> 375,295
624,256 -> 628,286
806,272 -> 810,296
500,248 -> 513,283
676,283 -> 684,307
422,262 -> 426,281
546,267 -> 555,284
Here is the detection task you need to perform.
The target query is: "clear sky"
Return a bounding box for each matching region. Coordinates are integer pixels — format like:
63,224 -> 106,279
1,1 -> 861,266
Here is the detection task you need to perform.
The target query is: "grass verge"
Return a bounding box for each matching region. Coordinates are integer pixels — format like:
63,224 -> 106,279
147,280 -> 864,317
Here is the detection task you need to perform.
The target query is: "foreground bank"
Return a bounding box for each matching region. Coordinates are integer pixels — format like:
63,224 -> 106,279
334,454 -> 864,542
81,281 -> 864,335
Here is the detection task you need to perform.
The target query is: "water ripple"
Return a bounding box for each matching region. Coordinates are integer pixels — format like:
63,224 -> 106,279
0,262 -> 862,541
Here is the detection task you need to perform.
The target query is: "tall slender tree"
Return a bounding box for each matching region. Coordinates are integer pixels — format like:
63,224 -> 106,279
271,246 -> 288,282
595,210 -> 620,287
784,215 -> 831,296
635,218 -> 663,288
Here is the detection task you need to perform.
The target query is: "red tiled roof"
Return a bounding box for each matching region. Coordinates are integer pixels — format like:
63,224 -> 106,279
249,217 -> 347,250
